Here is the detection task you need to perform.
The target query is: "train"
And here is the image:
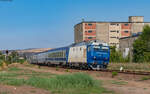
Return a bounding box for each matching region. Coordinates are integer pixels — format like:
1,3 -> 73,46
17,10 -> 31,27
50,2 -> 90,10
29,40 -> 110,70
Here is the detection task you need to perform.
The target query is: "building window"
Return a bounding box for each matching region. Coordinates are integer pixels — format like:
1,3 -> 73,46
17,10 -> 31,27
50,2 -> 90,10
110,23 -> 116,25
117,31 -> 119,33
110,23 -> 119,26
110,31 -> 116,32
88,30 -> 93,33
124,24 -> 129,26
88,37 -> 93,39
124,31 -> 129,33
88,23 -> 92,26
110,37 -> 117,38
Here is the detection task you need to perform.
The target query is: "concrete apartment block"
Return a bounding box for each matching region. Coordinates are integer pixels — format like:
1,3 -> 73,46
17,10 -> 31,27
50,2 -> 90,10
96,23 -> 109,43
131,23 -> 144,34
74,16 -> 150,47
74,22 -> 96,43
108,23 -> 121,47
84,22 -> 96,41
129,16 -> 144,22
74,23 -> 84,43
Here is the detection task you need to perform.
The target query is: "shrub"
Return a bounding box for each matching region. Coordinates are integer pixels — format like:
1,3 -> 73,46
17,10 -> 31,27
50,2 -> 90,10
56,67 -> 59,71
112,71 -> 118,78
141,76 -> 150,81
133,25 -> 150,62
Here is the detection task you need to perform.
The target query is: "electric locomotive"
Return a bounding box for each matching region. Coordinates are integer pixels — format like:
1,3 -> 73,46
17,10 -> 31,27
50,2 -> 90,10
29,40 -> 110,70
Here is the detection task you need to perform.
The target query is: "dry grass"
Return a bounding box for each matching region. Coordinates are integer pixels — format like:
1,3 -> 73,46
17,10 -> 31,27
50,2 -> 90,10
108,62 -> 150,72
0,66 -> 114,94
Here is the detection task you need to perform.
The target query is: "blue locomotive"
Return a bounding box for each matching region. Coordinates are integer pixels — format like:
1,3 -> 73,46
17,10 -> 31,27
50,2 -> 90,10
29,40 -> 110,70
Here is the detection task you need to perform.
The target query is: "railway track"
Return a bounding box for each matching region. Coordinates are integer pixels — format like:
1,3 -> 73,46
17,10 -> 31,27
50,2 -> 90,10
66,67 -> 150,75
36,64 -> 150,76
98,69 -> 150,75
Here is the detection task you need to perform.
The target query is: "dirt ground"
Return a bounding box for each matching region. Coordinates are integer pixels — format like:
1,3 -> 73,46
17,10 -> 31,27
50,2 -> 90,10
1,64 -> 150,94
0,84 -> 50,94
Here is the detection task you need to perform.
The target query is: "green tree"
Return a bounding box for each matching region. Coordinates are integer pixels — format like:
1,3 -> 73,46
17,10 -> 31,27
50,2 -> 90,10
10,51 -> 19,62
133,25 -> 150,62
110,46 -> 130,63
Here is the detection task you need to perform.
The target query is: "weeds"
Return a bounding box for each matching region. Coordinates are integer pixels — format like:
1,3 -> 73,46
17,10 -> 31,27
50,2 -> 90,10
0,68 -> 113,94
111,80 -> 128,85
56,66 -> 59,71
140,76 -> 150,81
112,71 -> 118,78
65,69 -> 69,72
38,65 -> 41,69
8,67 -> 22,71
0,91 -> 10,94
108,63 -> 150,72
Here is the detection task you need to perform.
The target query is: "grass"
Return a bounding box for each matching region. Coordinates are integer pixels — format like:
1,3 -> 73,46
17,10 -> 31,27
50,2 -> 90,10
65,69 -> 69,72
0,92 -> 9,94
140,76 -> 150,81
8,67 -> 23,71
25,73 -> 109,94
112,71 -> 118,78
0,67 -> 114,94
111,80 -> 128,85
108,62 -> 150,72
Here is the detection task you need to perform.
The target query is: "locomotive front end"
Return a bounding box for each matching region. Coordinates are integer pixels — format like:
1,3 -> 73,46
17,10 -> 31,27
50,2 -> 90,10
87,41 -> 110,70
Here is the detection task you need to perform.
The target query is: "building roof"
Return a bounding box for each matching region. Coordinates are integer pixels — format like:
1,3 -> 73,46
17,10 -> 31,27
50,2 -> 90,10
119,33 -> 141,40
74,21 -> 150,27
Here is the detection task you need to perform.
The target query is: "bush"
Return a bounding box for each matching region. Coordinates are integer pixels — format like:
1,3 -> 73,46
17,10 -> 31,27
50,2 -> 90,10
112,71 -> 118,78
110,46 -> 129,63
0,60 -> 3,67
133,25 -> 150,62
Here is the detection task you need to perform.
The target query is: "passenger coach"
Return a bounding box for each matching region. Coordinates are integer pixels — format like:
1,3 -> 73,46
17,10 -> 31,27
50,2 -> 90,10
29,40 -> 110,70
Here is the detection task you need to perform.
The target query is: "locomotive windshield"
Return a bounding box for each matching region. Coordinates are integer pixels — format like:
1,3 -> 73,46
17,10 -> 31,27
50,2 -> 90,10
93,45 -> 109,51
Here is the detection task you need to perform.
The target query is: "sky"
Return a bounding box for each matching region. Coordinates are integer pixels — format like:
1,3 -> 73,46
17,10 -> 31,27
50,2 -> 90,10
0,0 -> 150,50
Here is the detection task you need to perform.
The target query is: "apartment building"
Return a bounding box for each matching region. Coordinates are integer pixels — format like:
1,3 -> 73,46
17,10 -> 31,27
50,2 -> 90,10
74,16 -> 150,47
74,22 -> 96,43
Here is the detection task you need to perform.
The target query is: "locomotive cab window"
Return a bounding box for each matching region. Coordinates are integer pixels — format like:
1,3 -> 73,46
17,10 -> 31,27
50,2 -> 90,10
93,46 -> 101,51
101,46 -> 109,51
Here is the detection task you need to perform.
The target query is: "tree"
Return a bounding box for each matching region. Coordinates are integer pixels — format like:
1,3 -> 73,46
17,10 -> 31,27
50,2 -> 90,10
133,25 -> 150,62
110,46 -> 129,63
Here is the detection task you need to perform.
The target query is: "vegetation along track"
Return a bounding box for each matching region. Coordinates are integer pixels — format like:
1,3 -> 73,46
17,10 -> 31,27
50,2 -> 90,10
99,69 -> 150,75
36,64 -> 150,76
